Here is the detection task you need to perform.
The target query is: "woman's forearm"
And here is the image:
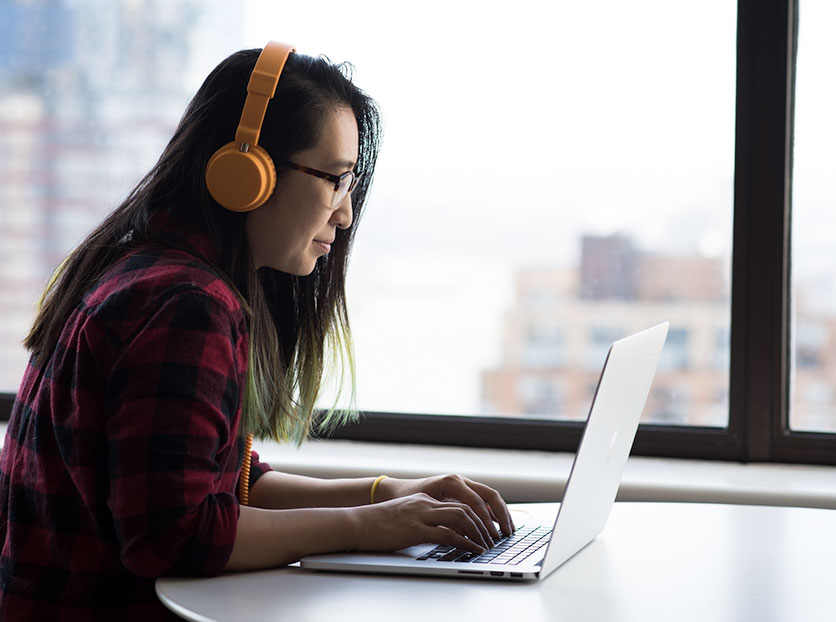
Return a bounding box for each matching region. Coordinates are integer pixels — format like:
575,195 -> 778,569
247,471 -> 381,509
225,504 -> 362,570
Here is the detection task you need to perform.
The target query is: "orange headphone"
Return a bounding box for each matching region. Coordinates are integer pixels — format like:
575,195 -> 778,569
205,41 -> 296,212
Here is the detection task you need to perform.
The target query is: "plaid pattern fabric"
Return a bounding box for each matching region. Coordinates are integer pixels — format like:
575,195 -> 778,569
0,217 -> 271,620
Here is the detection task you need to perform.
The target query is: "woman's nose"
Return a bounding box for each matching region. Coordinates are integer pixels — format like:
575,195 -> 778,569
332,194 -> 354,229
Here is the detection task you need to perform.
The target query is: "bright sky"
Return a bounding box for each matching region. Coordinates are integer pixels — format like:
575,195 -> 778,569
242,0 -> 738,178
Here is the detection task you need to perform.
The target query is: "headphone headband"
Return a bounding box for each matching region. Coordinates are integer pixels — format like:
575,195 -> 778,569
235,41 -> 296,148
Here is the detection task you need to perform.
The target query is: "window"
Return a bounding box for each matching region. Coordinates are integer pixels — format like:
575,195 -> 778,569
2,0 -> 833,466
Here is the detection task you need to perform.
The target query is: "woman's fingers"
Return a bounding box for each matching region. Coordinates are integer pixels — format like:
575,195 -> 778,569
465,479 -> 516,536
443,485 -> 500,540
428,526 -> 486,554
426,501 -> 491,550
430,475 -> 516,537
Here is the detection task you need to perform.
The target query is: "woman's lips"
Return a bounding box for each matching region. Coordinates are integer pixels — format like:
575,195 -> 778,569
314,239 -> 333,253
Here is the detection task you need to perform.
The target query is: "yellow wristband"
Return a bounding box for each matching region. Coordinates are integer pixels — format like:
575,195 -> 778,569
370,475 -> 389,504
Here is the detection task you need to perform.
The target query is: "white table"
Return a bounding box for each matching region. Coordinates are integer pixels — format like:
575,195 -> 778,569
156,502 -> 836,622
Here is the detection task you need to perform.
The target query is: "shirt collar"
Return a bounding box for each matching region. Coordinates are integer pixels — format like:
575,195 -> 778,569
147,210 -> 221,266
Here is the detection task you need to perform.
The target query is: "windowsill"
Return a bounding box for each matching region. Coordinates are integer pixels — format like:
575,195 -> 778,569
253,437 -> 836,509
1,422 -> 834,509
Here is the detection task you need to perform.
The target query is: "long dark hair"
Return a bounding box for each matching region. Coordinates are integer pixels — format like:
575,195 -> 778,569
25,47 -> 382,443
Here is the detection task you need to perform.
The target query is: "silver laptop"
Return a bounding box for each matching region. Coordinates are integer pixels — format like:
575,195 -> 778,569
301,322 -> 669,581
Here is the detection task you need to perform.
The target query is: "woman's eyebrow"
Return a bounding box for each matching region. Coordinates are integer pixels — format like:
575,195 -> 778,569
329,158 -> 357,170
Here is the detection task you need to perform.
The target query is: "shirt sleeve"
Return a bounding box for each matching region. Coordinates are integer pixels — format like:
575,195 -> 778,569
101,288 -> 249,578
243,449 -> 273,497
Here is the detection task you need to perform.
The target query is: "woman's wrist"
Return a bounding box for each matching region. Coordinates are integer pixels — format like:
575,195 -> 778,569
369,475 -> 389,504
368,476 -> 413,504
342,504 -> 372,551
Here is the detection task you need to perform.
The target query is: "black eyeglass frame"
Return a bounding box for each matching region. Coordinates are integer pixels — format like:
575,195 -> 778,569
279,161 -> 362,206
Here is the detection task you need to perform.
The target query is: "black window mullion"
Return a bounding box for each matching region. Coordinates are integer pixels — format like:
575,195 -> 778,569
730,0 -> 794,463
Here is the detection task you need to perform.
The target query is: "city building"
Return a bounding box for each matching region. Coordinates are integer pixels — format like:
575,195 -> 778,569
481,234 -> 732,427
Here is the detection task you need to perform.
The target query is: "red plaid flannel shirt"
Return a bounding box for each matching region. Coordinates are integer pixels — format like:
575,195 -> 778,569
0,215 -> 271,620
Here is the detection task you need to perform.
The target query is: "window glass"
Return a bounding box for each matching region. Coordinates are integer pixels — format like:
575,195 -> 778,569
790,0 -> 836,433
0,0 -> 735,430
336,1 -> 736,427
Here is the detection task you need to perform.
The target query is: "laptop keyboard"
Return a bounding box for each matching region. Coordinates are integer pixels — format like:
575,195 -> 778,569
416,525 -> 551,565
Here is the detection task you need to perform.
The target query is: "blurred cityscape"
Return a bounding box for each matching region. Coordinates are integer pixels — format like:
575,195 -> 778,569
481,235 -> 730,426
480,234 -> 836,432
0,0 -> 241,385
1,0 -> 834,433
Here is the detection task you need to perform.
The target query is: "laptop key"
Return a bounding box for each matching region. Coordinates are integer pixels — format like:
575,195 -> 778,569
438,551 -> 468,562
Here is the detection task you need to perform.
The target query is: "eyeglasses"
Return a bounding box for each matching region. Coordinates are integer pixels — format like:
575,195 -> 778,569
279,161 -> 363,209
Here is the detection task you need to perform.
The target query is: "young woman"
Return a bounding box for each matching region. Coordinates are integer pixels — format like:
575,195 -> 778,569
0,43 -> 513,620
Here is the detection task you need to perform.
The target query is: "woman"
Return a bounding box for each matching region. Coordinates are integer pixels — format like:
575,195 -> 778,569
0,43 -> 513,619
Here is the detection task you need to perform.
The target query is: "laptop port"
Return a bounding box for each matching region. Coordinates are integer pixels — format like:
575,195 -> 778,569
490,571 -> 504,577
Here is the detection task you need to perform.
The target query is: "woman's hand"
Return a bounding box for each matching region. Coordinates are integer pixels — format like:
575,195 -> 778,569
352,493 -> 494,553
373,475 -> 515,541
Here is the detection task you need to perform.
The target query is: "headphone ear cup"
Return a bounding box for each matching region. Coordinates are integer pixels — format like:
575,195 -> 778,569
205,142 -> 276,212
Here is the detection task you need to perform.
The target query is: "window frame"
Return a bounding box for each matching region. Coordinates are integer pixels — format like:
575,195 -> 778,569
4,0 -> 833,466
